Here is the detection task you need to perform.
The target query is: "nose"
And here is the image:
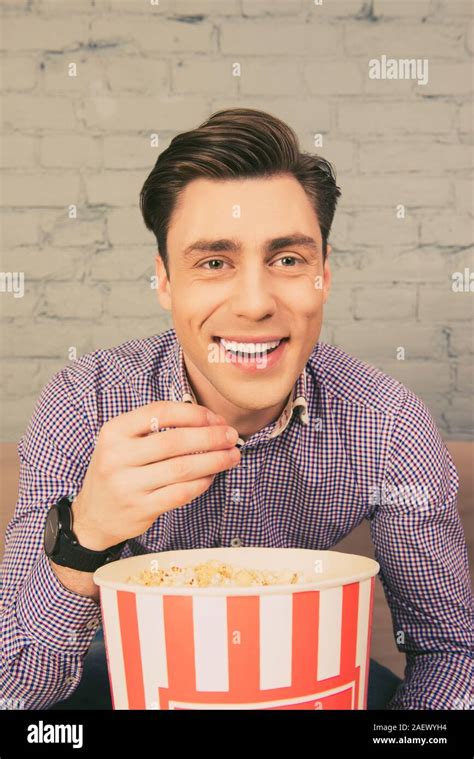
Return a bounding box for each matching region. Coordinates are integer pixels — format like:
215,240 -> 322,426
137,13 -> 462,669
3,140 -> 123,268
229,261 -> 277,321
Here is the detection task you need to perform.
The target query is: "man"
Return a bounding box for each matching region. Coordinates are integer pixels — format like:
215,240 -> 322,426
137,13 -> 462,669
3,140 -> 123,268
1,108 -> 472,710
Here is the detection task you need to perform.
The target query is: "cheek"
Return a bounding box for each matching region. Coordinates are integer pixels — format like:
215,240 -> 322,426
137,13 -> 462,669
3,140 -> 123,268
279,277 -> 325,314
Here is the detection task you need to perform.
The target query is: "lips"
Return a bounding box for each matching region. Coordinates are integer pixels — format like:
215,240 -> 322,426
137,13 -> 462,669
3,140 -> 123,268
215,337 -> 288,358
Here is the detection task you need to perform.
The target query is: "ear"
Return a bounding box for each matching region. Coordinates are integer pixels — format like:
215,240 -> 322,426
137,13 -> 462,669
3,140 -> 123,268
322,244 -> 332,305
155,254 -> 171,311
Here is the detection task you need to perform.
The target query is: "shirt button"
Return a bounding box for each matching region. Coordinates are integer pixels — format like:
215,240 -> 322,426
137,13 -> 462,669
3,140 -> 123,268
231,489 -> 241,504
86,619 -> 100,630
65,676 -> 76,685
230,537 -> 242,547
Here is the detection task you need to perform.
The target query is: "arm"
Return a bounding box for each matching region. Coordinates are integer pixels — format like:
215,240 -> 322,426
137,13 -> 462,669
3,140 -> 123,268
369,390 -> 473,710
1,369 -> 106,710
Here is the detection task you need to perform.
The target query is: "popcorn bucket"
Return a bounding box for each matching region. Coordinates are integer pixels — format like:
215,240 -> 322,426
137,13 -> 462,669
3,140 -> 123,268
93,547 -> 379,710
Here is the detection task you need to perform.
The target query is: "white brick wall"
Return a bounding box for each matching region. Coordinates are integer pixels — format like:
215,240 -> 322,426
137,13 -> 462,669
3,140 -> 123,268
0,0 -> 472,440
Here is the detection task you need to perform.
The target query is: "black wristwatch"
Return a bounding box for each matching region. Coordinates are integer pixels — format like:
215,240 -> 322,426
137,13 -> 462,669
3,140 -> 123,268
44,495 -> 127,572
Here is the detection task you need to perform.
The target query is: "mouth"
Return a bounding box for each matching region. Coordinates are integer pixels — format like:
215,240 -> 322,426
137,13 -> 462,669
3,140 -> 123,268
214,336 -> 288,359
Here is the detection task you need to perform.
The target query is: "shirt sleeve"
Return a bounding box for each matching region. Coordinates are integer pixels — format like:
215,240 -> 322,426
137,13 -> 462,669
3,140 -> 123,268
1,367 -> 107,710
369,389 -> 474,710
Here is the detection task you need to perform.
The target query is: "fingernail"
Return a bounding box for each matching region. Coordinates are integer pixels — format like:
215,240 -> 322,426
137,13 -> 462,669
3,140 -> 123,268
225,428 -> 238,443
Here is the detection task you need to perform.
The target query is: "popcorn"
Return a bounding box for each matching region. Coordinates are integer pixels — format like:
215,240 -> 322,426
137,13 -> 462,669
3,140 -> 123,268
127,559 -> 312,588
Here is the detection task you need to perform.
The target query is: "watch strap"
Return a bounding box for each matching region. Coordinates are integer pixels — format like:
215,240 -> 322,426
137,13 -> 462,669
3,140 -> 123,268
48,496 -> 127,572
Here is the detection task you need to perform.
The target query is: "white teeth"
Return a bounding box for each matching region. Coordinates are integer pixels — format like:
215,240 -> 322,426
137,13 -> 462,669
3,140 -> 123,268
220,338 -> 281,354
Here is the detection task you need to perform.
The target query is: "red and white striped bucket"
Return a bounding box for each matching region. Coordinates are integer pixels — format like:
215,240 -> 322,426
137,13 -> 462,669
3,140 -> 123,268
94,548 -> 379,710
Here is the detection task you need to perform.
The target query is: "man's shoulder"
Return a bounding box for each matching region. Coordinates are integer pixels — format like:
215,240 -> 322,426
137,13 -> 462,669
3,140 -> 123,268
307,341 -> 412,417
49,328 -> 177,400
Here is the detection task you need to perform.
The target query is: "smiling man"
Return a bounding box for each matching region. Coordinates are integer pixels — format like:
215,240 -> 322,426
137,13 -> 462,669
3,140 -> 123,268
2,108 -> 472,712
155,173 -> 329,440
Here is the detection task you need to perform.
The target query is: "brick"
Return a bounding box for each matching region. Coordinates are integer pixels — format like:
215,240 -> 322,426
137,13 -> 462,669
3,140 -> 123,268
90,17 -> 213,54
372,0 -> 432,17
0,56 -> 37,91
341,176 -> 451,208
314,0 -> 372,16
333,323 -> 447,360
328,250 -> 364,280
107,208 -> 154,245
2,95 -> 76,131
337,102 -> 456,135
220,21 -> 342,56
420,215 -> 473,246
328,213 -> 351,250
419,286 -> 474,321
0,17 -> 88,51
305,61 -> 363,95
446,396 -> 474,435
379,361 -> 452,396
0,360 -> 43,398
324,286 -> 353,321
90,0 -> 239,12
357,249 -> 448,284
85,171 -> 144,207
91,315 -> 172,351
169,0 -> 240,13
351,211 -> 417,246
81,95 -> 208,131
0,319 -> 93,358
106,281 -> 160,318
0,281 -> 40,318
49,218 -> 105,248
433,0 -> 474,16
1,246 -> 86,281
456,362 -> 473,393
173,58 -> 243,95
420,62 -> 473,96
103,136 -> 161,170
106,56 -> 168,92
453,180 -> 473,215
459,102 -> 473,133
43,55 -> 108,94
0,212 -> 40,247
467,19 -> 474,53
0,173 -> 80,207
240,60 -> 301,95
0,135 -> 37,169
344,22 -> 464,59
89,246 -> 153,281
354,286 -> 416,320
314,139 -> 354,174
359,141 -> 474,174
448,325 -> 474,356
241,0 -> 303,16
42,283 -> 103,319
40,135 -> 101,169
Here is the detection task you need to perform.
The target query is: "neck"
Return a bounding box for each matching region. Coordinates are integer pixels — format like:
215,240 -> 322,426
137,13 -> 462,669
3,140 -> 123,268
182,352 -> 289,438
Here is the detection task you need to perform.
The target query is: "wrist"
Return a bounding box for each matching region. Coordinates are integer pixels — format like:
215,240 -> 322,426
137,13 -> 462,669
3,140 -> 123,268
71,496 -> 110,552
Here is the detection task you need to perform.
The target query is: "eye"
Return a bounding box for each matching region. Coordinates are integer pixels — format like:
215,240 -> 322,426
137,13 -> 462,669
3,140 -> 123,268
273,255 -> 302,267
199,259 -> 229,270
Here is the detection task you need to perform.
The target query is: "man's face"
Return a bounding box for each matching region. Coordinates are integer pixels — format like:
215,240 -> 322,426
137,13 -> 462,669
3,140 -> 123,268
155,174 -> 331,413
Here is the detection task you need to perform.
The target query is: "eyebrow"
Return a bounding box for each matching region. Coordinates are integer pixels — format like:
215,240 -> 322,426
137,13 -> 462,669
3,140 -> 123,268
182,234 -> 320,260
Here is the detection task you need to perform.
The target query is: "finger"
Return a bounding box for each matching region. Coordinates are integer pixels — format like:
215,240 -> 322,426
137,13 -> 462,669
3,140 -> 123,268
126,424 -> 240,467
134,447 -> 241,492
105,401 -> 227,439
142,474 -> 218,517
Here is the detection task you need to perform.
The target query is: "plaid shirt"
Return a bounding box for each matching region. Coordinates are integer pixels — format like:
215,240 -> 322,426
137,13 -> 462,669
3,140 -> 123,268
1,328 -> 472,710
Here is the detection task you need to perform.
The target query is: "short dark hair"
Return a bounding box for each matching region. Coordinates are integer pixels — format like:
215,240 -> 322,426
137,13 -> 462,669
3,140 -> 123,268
139,107 -> 341,274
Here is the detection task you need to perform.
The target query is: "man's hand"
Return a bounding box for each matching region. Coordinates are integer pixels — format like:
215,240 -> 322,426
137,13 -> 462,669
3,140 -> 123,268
71,401 -> 240,552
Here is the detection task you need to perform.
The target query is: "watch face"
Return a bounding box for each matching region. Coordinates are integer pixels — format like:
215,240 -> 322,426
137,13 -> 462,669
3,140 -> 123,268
44,506 -> 60,556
